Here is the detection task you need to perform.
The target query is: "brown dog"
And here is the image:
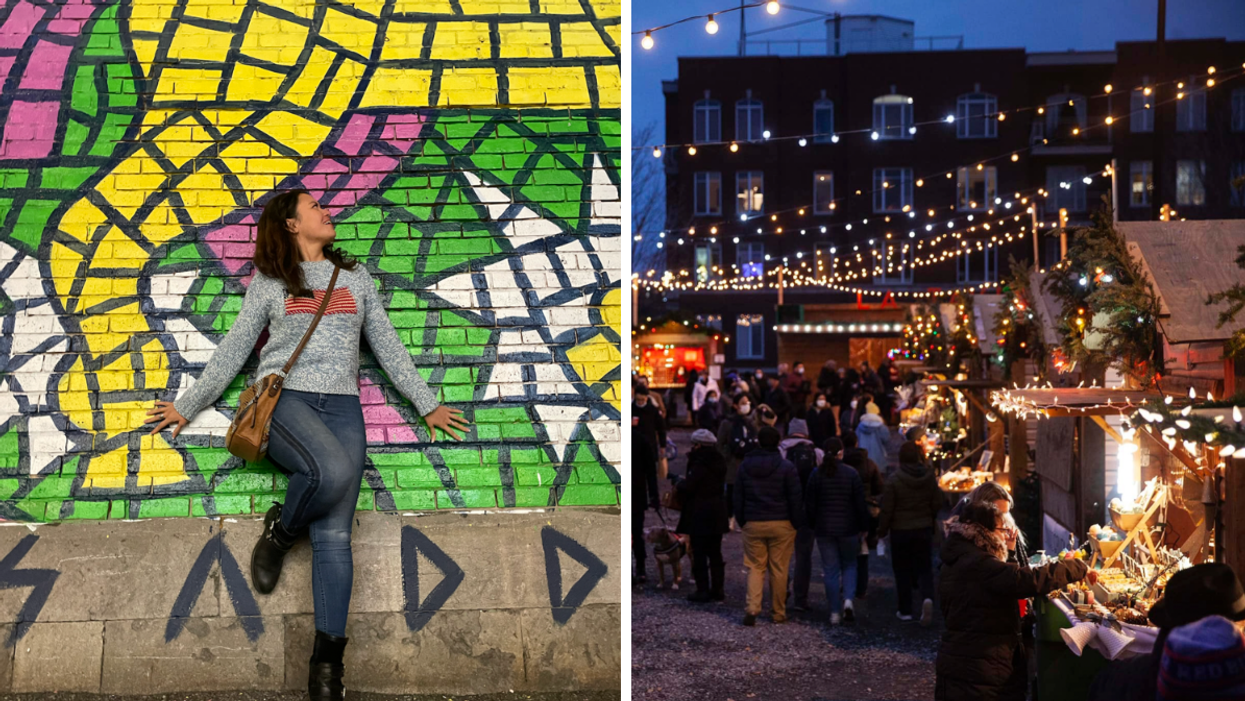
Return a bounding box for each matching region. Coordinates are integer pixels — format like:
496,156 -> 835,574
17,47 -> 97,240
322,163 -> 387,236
644,526 -> 690,590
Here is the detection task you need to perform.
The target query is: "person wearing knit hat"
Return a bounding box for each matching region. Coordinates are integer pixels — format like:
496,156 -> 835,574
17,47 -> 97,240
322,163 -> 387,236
855,400 -> 890,471
1088,563 -> 1245,701
1157,615 -> 1245,701
676,427 -> 730,603
777,417 -> 824,611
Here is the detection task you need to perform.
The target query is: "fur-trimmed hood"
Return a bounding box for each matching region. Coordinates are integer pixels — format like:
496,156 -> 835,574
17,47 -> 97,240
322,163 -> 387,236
944,517 -> 1008,562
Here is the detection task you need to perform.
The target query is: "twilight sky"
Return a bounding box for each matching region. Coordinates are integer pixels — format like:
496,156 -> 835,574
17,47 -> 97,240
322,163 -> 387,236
632,0 -> 1245,141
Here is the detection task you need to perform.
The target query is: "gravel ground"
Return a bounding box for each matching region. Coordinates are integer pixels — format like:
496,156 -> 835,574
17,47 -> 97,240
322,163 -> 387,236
0,694 -> 620,701
633,426 -> 939,701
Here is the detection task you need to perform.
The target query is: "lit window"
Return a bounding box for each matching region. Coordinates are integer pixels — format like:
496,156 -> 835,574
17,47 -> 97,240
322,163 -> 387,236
1129,162 -> 1152,207
737,243 -> 764,279
1177,160 -> 1206,206
813,172 -> 834,215
956,166 -> 997,211
736,171 -> 764,214
694,243 -> 722,283
736,313 -> 765,359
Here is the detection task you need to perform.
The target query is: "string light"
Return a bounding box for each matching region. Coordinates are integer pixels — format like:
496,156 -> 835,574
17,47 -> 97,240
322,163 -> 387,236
641,31 -> 653,50
705,14 -> 718,34
766,1 -> 779,14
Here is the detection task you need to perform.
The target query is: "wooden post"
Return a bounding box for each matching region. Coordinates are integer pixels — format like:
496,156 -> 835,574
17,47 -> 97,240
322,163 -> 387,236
1078,417 -> 1107,537
1224,457 -> 1245,570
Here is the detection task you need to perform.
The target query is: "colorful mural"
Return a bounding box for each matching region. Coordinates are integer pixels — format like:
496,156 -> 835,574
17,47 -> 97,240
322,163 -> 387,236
0,0 -> 622,520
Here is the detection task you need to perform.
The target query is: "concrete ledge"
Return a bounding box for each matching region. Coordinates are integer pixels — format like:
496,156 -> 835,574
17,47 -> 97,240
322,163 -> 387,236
0,508 -> 619,694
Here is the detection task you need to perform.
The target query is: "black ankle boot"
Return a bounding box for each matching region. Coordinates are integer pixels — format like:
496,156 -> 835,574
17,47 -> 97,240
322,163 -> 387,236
251,502 -> 297,594
309,630 -> 348,701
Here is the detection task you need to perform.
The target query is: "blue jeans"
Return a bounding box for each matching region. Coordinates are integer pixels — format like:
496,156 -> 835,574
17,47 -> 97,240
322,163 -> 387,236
817,535 -> 860,614
266,389 -> 367,638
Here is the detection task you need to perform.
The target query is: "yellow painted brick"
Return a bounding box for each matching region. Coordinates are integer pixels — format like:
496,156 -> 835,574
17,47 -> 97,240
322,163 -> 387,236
209,109 -> 252,131
604,23 -> 620,47
430,21 -> 490,60
245,156 -> 300,175
255,110 -> 331,155
167,23 -> 234,62
338,0 -> 386,16
131,39 -> 160,77
184,0 -> 246,23
560,22 -> 612,57
595,64 -> 620,108
150,124 -> 202,168
438,67 -> 498,107
460,0 -> 530,12
108,306 -> 149,333
506,66 -> 589,106
85,446 -> 129,490
319,59 -> 365,118
498,22 -> 552,59
359,67 -> 431,108
50,243 -> 82,302
219,139 -> 269,159
141,199 -> 193,240
260,0 -> 317,20
285,46 -> 336,108
378,20 -> 426,61
392,0 -> 452,10
60,384 -> 93,433
226,63 -> 287,103
539,0 -> 583,13
240,11 -> 310,66
56,199 -> 106,243
154,68 -> 223,103
321,7 -> 377,51
588,0 -> 619,17
96,371 -> 132,392
139,449 -> 187,476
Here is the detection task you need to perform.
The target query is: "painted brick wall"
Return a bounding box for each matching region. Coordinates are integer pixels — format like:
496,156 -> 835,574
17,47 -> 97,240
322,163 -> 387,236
0,0 -> 622,521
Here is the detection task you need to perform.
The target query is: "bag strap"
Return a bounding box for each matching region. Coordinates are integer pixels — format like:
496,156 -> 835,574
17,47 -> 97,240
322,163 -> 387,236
274,263 -> 340,387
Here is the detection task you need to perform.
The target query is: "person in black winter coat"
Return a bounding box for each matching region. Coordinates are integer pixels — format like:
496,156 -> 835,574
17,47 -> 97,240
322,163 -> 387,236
806,392 -> 838,448
675,429 -> 730,603
816,360 -> 840,400
805,447 -> 869,625
878,442 -> 944,624
631,422 -> 657,585
696,389 -> 723,432
935,502 -> 1090,701
733,426 -> 803,625
763,375 -> 792,430
842,438 -> 885,601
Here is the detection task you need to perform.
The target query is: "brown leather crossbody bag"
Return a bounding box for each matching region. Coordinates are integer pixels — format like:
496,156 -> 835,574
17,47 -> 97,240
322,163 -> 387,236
225,264 -> 340,462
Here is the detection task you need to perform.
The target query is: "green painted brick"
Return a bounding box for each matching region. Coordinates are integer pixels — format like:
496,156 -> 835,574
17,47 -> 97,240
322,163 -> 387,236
437,489 -> 496,508
213,472 -> 273,494
66,500 -> 109,520
193,495 -> 252,517
455,466 -> 501,487
512,488 -> 553,507
388,489 -> 436,511
138,498 -> 190,519
395,467 -> 444,489
109,500 -> 129,519
356,490 -> 374,511
558,485 -> 617,506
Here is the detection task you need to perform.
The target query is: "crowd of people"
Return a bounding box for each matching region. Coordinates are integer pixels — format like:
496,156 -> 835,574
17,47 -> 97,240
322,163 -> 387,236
632,364 -> 1245,701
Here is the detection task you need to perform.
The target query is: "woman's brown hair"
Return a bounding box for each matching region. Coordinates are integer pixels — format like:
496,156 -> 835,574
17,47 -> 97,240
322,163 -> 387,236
253,189 -> 358,296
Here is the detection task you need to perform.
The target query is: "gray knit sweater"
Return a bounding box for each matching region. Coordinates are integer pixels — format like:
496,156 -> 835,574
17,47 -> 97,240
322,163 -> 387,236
173,259 -> 439,420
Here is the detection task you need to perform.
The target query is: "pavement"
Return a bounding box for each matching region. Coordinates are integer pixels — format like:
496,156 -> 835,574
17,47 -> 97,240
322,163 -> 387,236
0,694 -> 620,701
632,425 -> 939,701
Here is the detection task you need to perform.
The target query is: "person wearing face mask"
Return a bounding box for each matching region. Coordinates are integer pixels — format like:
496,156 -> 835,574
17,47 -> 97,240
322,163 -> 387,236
807,392 -> 838,448
696,389 -> 723,432
782,361 -> 810,420
691,373 -> 719,415
838,368 -> 861,432
717,393 -> 759,528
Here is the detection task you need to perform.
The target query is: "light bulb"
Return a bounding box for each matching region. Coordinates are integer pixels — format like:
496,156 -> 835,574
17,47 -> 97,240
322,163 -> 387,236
652,147 -> 661,158
871,131 -> 879,140
945,115 -> 955,123
729,142 -> 739,152
641,31 -> 653,50
1011,153 -> 1019,162
830,134 -> 840,143
705,14 -> 718,34
997,112 -> 1006,121
1105,116 -> 1114,125
909,126 -> 917,135
1208,78 -> 1216,88
762,129 -> 771,139
687,145 -> 696,155
766,1 -> 779,14
1104,84 -> 1113,93
798,137 -> 807,147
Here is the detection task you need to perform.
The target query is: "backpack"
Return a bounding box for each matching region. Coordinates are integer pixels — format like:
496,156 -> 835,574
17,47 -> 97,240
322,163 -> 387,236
787,442 -> 818,487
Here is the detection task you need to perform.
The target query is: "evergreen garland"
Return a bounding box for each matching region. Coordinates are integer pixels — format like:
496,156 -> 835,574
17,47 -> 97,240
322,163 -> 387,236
899,305 -> 948,366
1042,207 -> 1163,387
992,256 -> 1047,376
1205,245 -> 1245,357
